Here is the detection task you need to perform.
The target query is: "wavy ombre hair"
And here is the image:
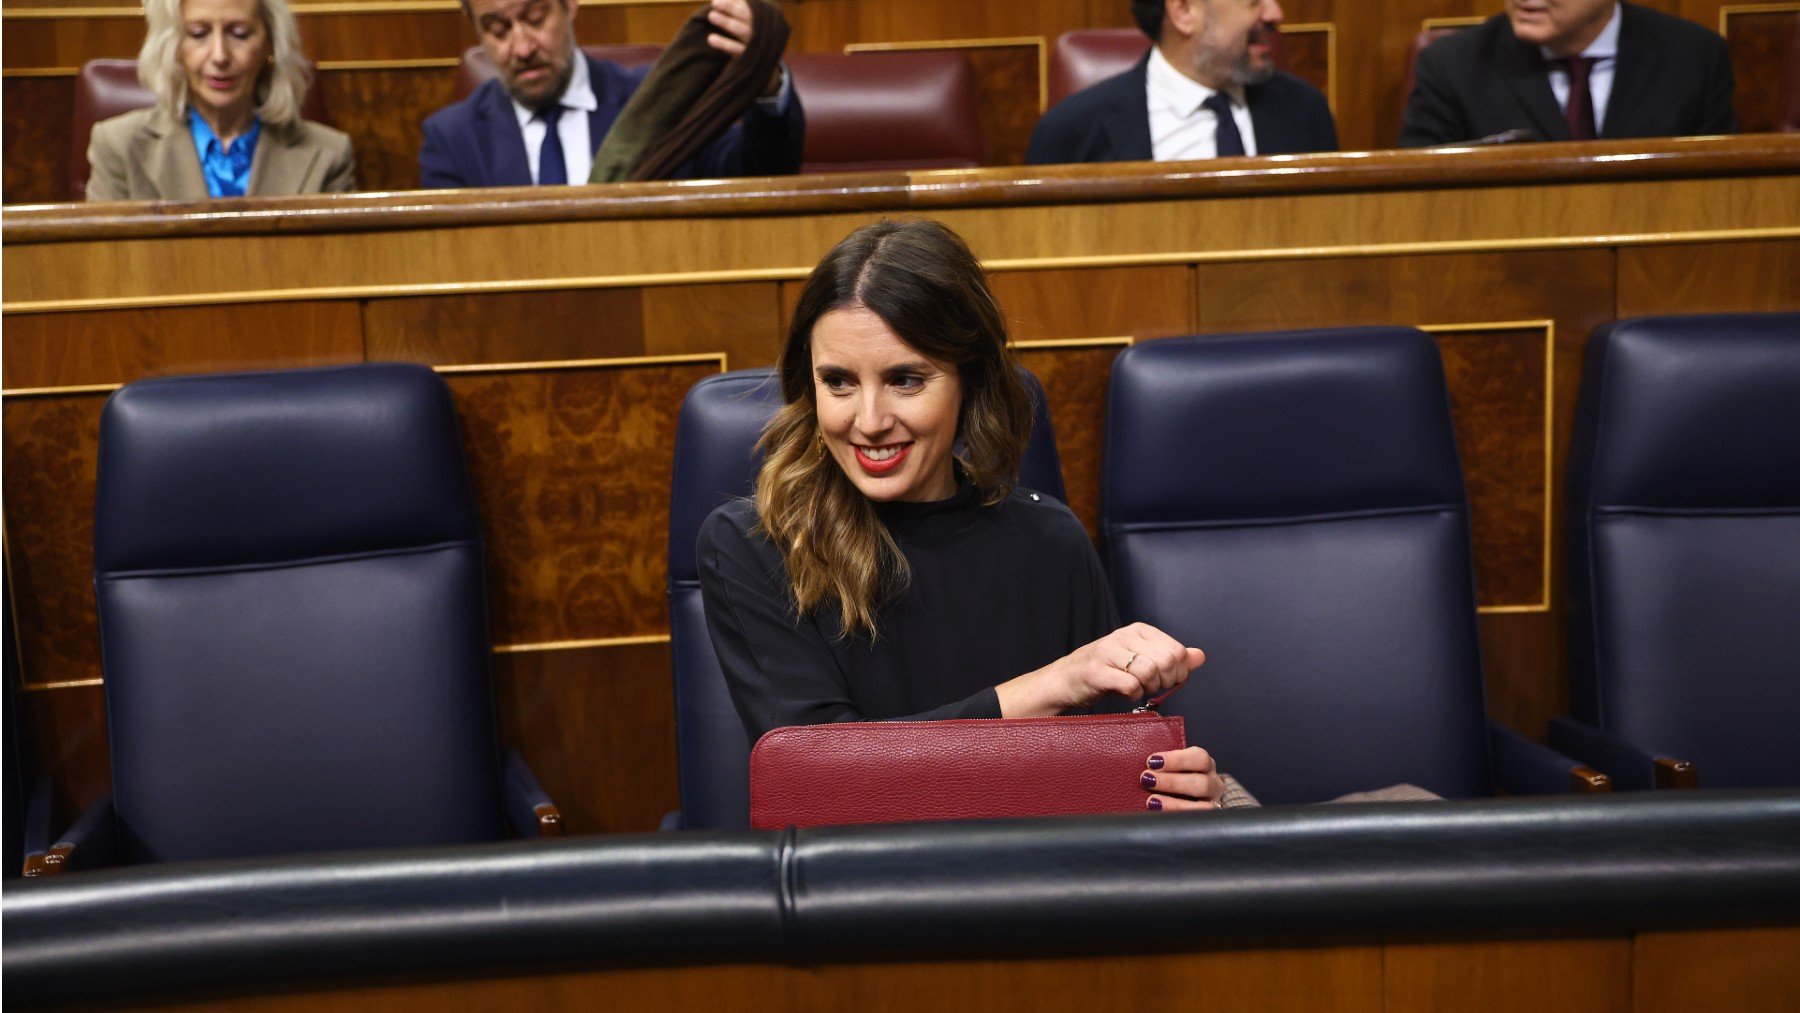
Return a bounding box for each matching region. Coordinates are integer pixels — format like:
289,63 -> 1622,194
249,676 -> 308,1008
138,0 -> 311,128
755,219 -> 1033,638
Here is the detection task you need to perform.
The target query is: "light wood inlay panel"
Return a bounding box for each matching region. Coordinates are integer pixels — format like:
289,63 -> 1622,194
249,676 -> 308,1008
13,173 -> 1798,308
1618,238 -> 1800,316
2,301 -> 363,390
1384,937 -> 1633,1013
493,640 -> 678,835
444,359 -> 717,647
642,282 -> 784,369
989,266 -> 1192,343
364,289 -> 648,365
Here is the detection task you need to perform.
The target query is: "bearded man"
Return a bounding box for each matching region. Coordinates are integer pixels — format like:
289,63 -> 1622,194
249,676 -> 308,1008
1026,0 -> 1337,165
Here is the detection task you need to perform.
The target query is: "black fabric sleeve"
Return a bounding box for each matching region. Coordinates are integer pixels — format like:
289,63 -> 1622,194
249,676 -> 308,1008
698,506 -> 999,744
1397,44 -> 1466,147
1697,32 -> 1737,134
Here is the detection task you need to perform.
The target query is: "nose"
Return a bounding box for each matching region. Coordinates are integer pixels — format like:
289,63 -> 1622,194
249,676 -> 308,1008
853,389 -> 894,439
1262,0 -> 1284,24
509,30 -> 538,63
208,31 -> 229,65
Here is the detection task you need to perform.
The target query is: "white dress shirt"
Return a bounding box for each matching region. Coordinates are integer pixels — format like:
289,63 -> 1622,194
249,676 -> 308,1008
511,53 -> 796,185
512,50 -> 599,185
1541,3 -> 1621,135
1145,45 -> 1258,160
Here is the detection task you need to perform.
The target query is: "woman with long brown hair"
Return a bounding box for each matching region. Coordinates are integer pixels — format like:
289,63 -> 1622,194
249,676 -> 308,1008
699,218 -> 1225,812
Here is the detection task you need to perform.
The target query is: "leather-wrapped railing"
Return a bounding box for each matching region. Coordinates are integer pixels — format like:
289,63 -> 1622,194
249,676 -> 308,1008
5,791 -> 1799,1005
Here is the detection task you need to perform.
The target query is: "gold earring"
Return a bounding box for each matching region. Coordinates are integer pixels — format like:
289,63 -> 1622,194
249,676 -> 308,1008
813,430 -> 826,459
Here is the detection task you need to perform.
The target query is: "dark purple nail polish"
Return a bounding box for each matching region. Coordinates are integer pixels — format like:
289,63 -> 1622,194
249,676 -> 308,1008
1146,797 -> 1163,811
1140,772 -> 1157,790
1147,754 -> 1165,770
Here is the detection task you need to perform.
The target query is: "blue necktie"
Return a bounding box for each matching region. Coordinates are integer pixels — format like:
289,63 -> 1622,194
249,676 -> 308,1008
1203,92 -> 1245,157
537,104 -> 567,185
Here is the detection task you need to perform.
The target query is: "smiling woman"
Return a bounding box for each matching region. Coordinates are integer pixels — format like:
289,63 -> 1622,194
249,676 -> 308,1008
697,219 -> 1231,815
83,0 -> 357,200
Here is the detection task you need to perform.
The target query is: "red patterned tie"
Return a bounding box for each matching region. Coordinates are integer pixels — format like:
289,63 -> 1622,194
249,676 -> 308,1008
1562,57 -> 1597,141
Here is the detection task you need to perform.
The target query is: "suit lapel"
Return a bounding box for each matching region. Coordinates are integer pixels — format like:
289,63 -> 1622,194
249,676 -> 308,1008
1495,31 -> 1569,141
475,83 -> 533,186
1602,4 -> 1657,138
1100,57 -> 1154,161
135,112 -> 209,200
247,123 -> 322,195
1245,81 -> 1287,154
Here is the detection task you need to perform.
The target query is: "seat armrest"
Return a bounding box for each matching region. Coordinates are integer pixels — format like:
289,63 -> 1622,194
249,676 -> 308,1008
1548,717 -> 1696,791
24,792 -> 115,876
1488,720 -> 1611,796
502,748 -> 564,838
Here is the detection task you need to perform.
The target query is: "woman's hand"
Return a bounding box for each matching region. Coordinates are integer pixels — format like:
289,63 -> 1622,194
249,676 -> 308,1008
1140,746 -> 1226,812
996,622 -> 1205,718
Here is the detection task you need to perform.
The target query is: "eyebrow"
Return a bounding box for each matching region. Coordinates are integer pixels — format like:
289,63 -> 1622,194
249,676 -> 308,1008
813,361 -> 937,376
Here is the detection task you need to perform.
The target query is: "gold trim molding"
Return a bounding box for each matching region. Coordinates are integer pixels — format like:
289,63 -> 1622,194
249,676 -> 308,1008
1279,22 -> 1337,114
1719,2 -> 1800,35
1420,319 -> 1555,615
8,228 -> 1797,318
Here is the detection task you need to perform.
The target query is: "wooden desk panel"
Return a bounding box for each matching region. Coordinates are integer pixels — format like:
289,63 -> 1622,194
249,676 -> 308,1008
5,141 -> 1798,834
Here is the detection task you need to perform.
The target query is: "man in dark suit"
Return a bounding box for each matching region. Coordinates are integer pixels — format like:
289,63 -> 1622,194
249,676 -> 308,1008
420,0 -> 803,187
1398,0 -> 1735,146
1026,0 -> 1337,165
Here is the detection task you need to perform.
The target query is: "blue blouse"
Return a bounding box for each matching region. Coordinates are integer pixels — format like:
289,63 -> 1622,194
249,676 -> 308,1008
187,108 -> 262,197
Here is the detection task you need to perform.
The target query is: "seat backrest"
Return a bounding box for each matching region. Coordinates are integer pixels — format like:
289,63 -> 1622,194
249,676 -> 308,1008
667,366 -> 1065,830
72,58 -> 331,201
1103,329 -> 1493,804
786,51 -> 984,173
453,44 -> 665,102
93,363 -> 504,863
1045,28 -> 1290,109
1566,314 -> 1800,788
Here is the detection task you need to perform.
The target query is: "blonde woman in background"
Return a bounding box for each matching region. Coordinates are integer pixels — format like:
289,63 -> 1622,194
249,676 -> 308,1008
86,0 -> 355,200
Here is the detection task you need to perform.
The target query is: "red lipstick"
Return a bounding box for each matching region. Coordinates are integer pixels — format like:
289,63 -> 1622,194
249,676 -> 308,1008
854,443 -> 911,475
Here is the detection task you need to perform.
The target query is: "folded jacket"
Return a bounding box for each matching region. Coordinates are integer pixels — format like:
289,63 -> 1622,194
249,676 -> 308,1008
590,0 -> 789,182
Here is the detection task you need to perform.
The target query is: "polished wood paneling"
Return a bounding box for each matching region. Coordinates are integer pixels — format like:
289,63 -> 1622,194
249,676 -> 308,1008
444,360 -> 717,647
317,66 -> 457,195
364,289 -> 648,365
958,43 -> 1040,167
16,683 -> 110,827
1384,937 -> 1633,1013
492,640 -> 678,835
641,282 -> 784,369
989,266 -> 1192,344
1433,325 -> 1549,608
170,943 -> 1387,1012
2,301 -> 363,389
1012,343 -> 1125,539
1724,9 -> 1800,134
2,393 -> 105,689
1635,926 -> 1800,1013
1618,238 -> 1800,316
1,74 -> 74,205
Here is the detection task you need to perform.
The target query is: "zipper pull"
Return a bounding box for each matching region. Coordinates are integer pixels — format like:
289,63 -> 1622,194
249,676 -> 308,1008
1132,684 -> 1183,714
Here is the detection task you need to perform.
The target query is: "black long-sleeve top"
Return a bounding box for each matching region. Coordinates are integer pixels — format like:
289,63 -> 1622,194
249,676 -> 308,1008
698,483 -> 1120,744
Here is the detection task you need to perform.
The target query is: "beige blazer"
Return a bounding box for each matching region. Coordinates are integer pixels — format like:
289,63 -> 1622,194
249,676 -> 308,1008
85,106 -> 357,201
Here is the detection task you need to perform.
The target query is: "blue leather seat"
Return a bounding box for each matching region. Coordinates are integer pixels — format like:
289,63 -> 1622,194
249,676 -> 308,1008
1104,328 -> 1592,804
45,363 -> 557,870
1553,313 -> 1800,790
666,366 -> 1068,830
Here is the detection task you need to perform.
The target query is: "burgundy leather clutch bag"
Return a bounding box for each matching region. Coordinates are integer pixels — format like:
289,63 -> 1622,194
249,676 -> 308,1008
748,712 -> 1187,830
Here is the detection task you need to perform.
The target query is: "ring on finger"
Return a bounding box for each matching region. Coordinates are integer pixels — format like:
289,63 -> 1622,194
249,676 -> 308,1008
1122,651 -> 1138,673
